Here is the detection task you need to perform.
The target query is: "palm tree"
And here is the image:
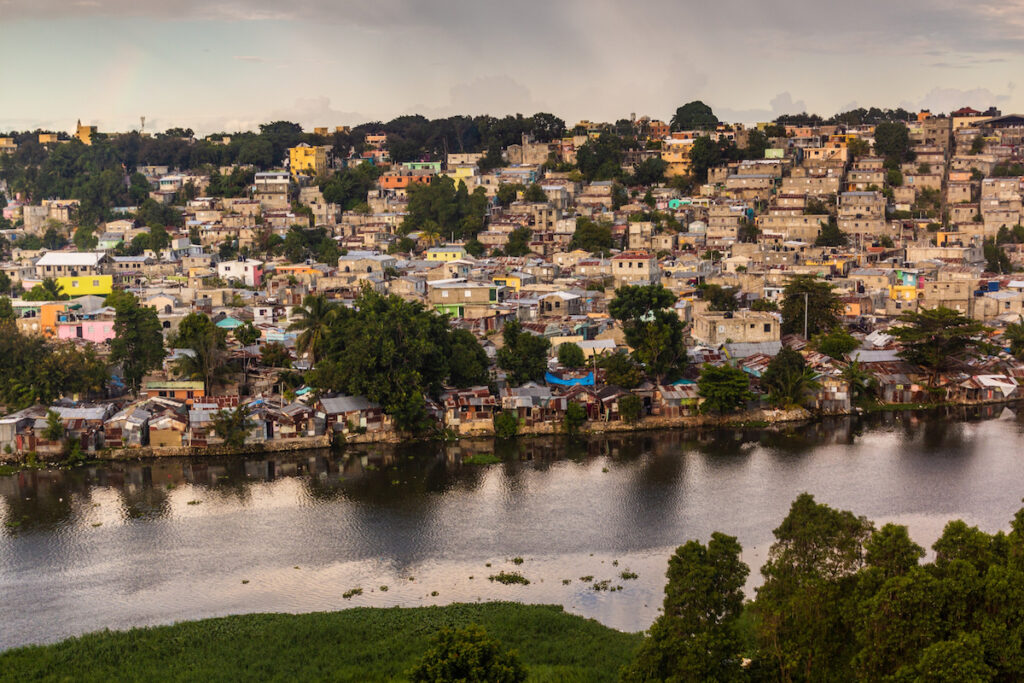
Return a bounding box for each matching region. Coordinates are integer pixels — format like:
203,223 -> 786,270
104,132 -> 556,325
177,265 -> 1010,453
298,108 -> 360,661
1004,318 -> 1024,360
288,294 -> 336,365
39,278 -> 65,299
767,366 -> 820,409
174,328 -> 230,394
841,360 -> 876,406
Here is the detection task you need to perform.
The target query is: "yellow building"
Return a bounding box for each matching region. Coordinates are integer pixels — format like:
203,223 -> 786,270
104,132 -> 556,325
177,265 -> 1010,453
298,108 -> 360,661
661,142 -> 693,177
56,274 -> 113,296
75,120 -> 97,145
426,246 -> 468,262
38,133 -> 59,144
889,285 -> 919,301
288,144 -> 329,179
493,274 -> 524,292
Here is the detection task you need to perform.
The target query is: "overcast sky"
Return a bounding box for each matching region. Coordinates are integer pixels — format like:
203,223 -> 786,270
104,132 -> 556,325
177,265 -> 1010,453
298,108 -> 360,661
2,0 -> 1022,134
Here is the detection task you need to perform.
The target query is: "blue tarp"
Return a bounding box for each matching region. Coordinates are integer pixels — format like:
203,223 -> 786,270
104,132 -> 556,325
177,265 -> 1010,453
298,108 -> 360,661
545,372 -> 595,386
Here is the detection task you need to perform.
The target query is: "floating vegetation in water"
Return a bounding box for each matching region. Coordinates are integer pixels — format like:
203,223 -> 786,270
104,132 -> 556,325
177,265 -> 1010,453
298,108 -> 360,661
511,557 -> 524,565
241,580 -> 249,584
379,585 -> 388,592
612,560 -> 618,567
431,591 -> 439,597
488,571 -> 530,586
620,570 -> 638,580
91,522 -> 102,527
579,575 -> 594,582
562,579 -> 572,585
342,588 -> 363,599
592,580 -> 624,592
187,500 -> 201,505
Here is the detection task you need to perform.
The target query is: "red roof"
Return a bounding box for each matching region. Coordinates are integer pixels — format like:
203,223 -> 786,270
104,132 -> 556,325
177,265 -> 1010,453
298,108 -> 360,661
611,251 -> 654,260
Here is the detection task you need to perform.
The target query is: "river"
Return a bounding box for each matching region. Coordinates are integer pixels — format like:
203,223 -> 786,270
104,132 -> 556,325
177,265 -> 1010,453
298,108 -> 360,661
3,406 -> 1024,650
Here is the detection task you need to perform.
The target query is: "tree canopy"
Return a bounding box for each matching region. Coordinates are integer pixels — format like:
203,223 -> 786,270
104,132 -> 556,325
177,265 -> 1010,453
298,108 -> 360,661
609,285 -> 686,382
670,101 -> 720,131
780,275 -> 843,338
305,287 -> 490,432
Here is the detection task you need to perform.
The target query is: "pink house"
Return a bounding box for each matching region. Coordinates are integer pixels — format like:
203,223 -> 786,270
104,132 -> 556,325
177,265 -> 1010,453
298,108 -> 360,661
57,319 -> 116,344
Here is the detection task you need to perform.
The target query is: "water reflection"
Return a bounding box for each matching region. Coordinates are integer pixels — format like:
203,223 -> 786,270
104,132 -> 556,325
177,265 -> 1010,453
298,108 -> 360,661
3,408 -> 1024,649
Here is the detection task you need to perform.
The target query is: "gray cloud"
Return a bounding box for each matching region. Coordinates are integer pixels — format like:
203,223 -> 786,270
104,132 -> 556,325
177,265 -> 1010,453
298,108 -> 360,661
716,92 -> 809,124
902,86 -> 1012,113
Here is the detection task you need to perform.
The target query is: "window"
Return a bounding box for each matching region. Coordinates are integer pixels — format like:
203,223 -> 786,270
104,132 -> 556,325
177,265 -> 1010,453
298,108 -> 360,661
71,281 -> 78,288
442,291 -> 449,298
464,290 -> 471,298
764,324 -> 771,333
93,280 -> 99,287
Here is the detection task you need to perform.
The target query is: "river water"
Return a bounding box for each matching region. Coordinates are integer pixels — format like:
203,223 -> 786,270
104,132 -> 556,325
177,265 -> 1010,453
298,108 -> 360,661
3,407 -> 1024,650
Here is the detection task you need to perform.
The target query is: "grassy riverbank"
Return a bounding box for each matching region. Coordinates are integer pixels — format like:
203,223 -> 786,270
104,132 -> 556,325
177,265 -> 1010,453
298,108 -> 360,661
0,603 -> 642,682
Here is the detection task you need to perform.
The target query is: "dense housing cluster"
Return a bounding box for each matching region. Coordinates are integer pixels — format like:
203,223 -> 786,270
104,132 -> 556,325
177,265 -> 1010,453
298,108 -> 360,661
2,103 -> 1024,455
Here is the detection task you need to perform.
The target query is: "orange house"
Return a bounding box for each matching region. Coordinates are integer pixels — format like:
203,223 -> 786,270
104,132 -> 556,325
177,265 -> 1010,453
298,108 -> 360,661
379,171 -> 433,190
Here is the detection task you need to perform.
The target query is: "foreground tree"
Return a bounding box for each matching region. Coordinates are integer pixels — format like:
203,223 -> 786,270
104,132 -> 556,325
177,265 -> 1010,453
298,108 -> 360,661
890,307 -> 990,386
623,533 -> 749,682
409,624 -> 526,683
753,493 -> 874,681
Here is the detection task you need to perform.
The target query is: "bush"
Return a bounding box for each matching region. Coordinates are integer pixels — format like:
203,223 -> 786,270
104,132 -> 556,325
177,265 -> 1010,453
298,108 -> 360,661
557,342 -> 586,369
619,394 -> 643,424
493,412 -> 520,439
563,402 -> 587,437
409,624 -> 526,683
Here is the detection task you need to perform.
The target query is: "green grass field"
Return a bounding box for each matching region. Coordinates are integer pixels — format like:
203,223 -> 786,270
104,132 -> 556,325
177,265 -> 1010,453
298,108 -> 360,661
0,603 -> 643,682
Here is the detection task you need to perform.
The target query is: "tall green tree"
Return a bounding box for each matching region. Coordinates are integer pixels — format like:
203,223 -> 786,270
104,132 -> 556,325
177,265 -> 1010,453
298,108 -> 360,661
780,275 -> 843,337
701,283 -> 739,312
497,320 -> 551,386
609,285 -> 685,382
873,121 -> 913,163
753,493 -> 874,681
670,101 -> 719,131
623,533 -> 749,682
890,307 -> 990,385
568,217 -> 614,256
814,216 -> 849,247
109,293 -> 165,392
